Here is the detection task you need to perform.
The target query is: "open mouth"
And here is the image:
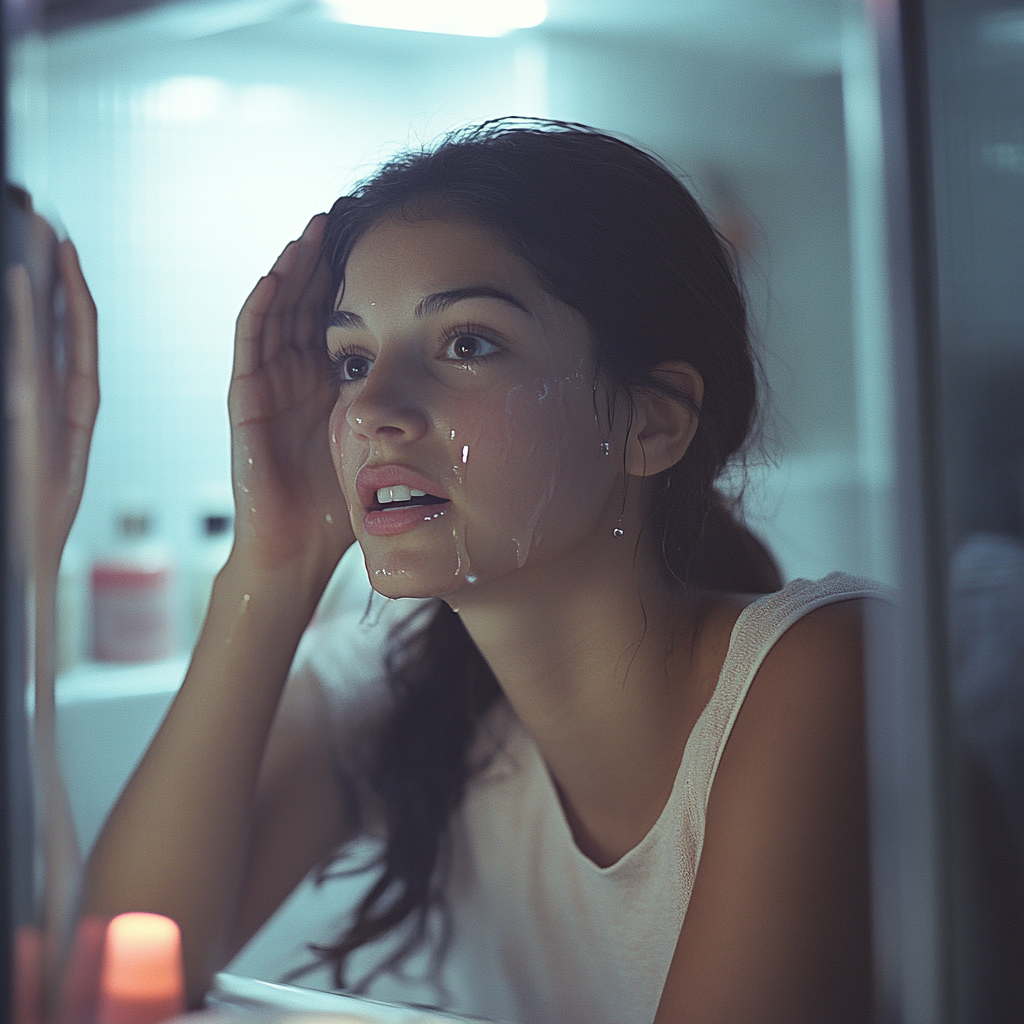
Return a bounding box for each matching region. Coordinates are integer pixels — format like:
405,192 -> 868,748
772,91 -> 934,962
371,485 -> 449,512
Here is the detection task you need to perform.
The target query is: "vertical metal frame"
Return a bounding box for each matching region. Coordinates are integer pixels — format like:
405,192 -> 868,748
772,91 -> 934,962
861,0 -> 954,1021
1,0 -> 13,1013
860,0 -> 950,1020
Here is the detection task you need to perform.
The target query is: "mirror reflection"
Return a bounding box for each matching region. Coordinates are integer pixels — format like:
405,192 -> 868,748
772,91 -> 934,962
7,2 -> 898,1021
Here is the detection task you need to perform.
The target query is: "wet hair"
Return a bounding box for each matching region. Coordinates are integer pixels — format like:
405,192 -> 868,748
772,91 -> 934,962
306,118 -> 782,991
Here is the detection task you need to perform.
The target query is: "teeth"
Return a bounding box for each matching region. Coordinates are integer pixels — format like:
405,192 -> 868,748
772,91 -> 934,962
376,485 -> 415,505
376,486 -> 430,504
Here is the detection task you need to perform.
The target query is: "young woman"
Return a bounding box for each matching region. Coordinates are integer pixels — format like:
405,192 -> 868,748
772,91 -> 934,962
83,120 -> 877,1024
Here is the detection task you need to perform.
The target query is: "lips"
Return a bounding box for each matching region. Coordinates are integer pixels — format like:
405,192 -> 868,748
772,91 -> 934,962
355,464 -> 452,537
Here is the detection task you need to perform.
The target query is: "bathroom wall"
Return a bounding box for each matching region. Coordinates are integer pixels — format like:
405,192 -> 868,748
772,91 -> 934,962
7,0 -> 881,621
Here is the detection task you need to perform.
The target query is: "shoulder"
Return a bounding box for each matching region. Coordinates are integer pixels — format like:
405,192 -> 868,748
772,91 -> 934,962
655,579 -> 878,1021
754,584 -> 874,692
690,577 -> 884,906
721,575 -> 884,776
691,573 -> 884,725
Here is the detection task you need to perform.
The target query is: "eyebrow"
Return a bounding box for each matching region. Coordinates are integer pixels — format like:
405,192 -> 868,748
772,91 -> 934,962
328,286 -> 532,330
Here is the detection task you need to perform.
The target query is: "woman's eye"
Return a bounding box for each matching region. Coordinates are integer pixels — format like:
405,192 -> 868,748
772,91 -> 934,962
444,333 -> 500,361
341,354 -> 373,381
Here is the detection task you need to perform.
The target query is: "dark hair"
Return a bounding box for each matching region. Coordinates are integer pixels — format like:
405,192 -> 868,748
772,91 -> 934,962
308,119 -> 781,990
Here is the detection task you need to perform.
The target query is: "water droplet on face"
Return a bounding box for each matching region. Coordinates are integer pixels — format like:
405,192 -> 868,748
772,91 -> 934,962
325,513 -> 333,524
247,457 -> 253,465
461,445 -> 470,464
601,441 -> 611,456
514,537 -> 528,568
613,527 -> 624,538
450,429 -> 456,440
466,573 -> 478,584
451,526 -> 472,583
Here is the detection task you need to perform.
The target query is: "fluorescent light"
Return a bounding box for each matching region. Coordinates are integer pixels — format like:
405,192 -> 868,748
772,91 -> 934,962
321,0 -> 547,37
142,77 -> 229,123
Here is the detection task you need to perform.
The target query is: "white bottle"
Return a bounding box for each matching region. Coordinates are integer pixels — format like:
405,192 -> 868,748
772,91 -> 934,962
91,509 -> 176,664
189,512 -> 233,646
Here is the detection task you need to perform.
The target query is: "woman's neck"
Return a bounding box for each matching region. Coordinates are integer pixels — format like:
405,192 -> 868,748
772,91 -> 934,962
455,537 -> 722,866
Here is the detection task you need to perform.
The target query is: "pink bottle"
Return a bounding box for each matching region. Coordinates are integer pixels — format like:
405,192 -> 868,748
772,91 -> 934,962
91,509 -> 175,663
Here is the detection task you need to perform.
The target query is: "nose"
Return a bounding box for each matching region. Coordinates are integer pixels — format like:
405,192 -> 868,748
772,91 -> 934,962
341,351 -> 430,444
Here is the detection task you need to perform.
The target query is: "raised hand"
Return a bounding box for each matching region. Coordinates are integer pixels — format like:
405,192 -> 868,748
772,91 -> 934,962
7,226 -> 99,583
228,214 -> 353,578
6,203 -> 100,1012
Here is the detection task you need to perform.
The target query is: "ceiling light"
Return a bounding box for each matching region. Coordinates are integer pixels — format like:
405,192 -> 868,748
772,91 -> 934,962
321,0 -> 547,37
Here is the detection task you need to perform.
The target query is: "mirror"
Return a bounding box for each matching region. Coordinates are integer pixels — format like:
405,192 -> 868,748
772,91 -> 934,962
6,0 -> 903,1018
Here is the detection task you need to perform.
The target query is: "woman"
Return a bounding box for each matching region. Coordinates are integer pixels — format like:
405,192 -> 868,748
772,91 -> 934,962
84,120 -> 877,1024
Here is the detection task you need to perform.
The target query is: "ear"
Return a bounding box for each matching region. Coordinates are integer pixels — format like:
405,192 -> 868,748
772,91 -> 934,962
624,361 -> 703,478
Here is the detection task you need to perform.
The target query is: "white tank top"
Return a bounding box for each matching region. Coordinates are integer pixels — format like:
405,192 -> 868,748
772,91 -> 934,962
304,552 -> 878,1024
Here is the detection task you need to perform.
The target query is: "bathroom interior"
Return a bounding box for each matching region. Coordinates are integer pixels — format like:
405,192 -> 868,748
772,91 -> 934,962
3,0 -> 1023,1020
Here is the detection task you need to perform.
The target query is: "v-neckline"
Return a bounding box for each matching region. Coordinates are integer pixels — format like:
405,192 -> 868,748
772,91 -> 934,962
510,588 -> 773,873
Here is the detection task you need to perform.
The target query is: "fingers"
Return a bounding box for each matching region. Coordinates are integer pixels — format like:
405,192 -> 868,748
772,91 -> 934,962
268,213 -> 326,311
6,266 -> 41,554
232,272 -> 280,378
233,214 -> 329,377
57,239 -> 99,385
6,265 -> 39,424
259,215 -> 329,367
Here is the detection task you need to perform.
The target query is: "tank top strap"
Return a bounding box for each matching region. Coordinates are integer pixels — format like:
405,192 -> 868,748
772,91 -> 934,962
674,572 -> 881,918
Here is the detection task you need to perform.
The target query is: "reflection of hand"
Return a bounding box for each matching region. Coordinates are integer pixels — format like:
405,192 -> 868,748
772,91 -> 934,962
7,231 -> 99,583
228,214 -> 352,578
7,215 -> 99,1008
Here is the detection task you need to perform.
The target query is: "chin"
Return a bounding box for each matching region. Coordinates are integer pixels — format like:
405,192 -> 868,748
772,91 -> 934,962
358,544 -> 471,602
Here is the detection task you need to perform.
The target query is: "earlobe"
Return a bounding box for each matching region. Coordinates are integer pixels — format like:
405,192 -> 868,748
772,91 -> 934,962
625,361 -> 703,477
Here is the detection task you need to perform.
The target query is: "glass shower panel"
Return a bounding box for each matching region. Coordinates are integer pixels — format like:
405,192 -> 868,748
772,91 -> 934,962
924,1 -> 1024,1020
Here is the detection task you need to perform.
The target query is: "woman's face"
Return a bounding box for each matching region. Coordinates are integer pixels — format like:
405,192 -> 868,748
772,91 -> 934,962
328,216 -> 625,600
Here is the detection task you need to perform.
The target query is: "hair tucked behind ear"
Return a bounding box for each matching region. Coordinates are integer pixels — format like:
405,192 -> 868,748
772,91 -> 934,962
304,118 -> 781,991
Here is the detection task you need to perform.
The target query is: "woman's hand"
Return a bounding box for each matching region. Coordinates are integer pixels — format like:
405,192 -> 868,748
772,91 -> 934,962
228,214 -> 352,579
7,227 -> 99,584
7,206 -> 100,1009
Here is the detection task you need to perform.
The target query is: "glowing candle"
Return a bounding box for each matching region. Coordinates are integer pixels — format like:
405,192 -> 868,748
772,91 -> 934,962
97,913 -> 185,1024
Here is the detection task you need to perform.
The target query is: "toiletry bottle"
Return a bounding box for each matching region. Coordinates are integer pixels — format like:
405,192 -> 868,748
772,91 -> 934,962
91,509 -> 175,663
189,512 -> 233,647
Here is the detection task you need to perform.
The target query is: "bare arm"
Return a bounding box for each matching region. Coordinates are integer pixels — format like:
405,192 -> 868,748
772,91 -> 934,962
8,219 -> 100,1000
82,214 -> 356,1005
655,598 -> 874,1024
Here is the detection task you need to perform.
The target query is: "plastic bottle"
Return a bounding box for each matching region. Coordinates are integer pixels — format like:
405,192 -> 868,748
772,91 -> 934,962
91,509 -> 175,663
189,512 -> 233,646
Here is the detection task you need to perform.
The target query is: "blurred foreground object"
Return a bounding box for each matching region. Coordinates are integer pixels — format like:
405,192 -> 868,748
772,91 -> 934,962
6,184 -> 100,1019
97,913 -> 184,1024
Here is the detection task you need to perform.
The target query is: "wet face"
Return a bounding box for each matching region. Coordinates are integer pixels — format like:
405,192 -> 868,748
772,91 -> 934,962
327,216 -> 626,600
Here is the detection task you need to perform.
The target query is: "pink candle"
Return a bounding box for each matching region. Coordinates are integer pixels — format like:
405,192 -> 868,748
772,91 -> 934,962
97,913 -> 185,1024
